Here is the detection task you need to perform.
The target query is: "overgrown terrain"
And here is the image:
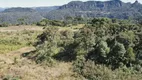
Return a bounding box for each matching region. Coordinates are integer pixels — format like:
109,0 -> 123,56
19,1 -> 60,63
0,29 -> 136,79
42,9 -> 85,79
0,18 -> 142,80
0,0 -> 142,80
0,25 -> 80,80
25,18 -> 142,79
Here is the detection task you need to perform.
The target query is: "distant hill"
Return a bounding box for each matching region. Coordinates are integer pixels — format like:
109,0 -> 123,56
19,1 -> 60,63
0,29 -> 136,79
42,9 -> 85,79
45,0 -> 142,20
3,7 -> 35,12
33,6 -> 59,18
0,8 -> 43,24
0,0 -> 142,24
0,8 -> 5,12
34,6 -> 59,12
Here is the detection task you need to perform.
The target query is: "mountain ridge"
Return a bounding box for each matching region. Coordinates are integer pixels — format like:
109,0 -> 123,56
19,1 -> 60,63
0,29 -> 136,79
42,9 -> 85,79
0,7 -> 43,24
0,0 -> 142,24
45,0 -> 142,20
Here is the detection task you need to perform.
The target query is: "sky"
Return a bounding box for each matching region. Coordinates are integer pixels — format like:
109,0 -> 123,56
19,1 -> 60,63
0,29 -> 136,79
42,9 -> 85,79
0,0 -> 141,8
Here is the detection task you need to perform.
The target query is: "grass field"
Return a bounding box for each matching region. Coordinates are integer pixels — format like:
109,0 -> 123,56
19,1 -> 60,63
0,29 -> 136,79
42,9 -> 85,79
0,24 -> 84,54
0,25 -> 77,80
0,25 -> 43,54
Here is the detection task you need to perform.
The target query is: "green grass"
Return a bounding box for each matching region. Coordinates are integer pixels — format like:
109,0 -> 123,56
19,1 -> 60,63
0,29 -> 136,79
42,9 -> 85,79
0,44 -> 24,53
0,30 -> 42,54
0,24 -> 83,54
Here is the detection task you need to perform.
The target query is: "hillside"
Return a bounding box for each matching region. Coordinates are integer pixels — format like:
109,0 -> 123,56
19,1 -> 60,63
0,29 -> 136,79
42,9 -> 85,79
0,8 -> 43,25
0,16 -> 142,80
0,0 -> 142,80
46,0 -> 142,20
33,6 -> 59,18
0,0 -> 142,24
34,6 -> 59,13
0,8 -> 5,12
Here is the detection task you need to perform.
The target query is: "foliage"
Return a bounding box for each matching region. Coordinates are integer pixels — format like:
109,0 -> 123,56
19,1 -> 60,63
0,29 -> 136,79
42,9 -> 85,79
73,59 -> 142,80
0,22 -> 9,27
97,40 -> 110,58
74,27 -> 95,57
73,60 -> 114,80
37,19 -> 66,27
29,18 -> 142,79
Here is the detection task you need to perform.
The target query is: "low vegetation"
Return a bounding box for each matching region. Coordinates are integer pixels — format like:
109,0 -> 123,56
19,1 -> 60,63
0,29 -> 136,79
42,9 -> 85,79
0,27 -> 42,54
0,18 -> 142,80
0,0 -> 142,80
24,18 -> 142,80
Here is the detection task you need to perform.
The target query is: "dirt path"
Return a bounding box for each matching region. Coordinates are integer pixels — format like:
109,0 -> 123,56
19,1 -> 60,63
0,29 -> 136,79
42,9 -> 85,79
0,47 -> 74,80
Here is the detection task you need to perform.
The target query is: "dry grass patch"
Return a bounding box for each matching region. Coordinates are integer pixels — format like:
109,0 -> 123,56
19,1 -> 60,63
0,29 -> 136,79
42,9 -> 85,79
0,26 -> 43,54
0,48 -> 75,80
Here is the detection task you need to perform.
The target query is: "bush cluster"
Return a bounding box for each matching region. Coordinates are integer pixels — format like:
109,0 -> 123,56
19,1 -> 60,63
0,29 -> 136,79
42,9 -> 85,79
28,18 -> 142,79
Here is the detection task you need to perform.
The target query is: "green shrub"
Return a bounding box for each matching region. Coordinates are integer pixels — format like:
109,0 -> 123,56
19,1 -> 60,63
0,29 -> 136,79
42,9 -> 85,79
31,18 -> 142,74
0,22 -> 9,27
37,19 -> 66,27
73,60 -> 114,80
3,75 -> 21,80
37,19 -> 48,26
